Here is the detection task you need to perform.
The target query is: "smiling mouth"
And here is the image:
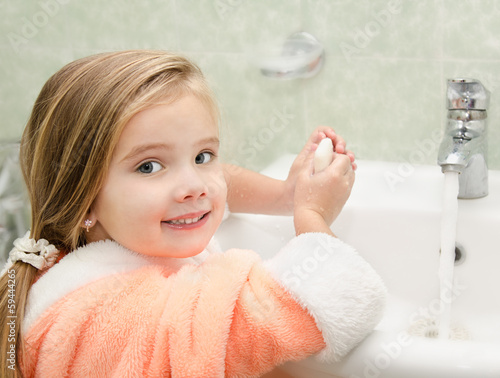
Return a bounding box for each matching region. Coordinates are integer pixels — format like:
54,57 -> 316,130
163,212 -> 209,225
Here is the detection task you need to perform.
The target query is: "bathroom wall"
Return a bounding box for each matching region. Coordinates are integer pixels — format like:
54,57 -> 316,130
1,0 -> 500,171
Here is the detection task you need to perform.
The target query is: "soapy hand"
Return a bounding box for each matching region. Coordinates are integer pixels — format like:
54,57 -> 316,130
282,126 -> 356,215
223,126 -> 355,219
292,132 -> 355,236
289,126 -> 356,174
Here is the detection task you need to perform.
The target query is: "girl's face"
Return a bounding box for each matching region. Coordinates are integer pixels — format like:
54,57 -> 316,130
89,94 -> 227,258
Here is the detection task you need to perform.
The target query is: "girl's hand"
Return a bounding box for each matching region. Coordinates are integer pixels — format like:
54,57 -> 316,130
293,143 -> 355,236
283,126 -> 356,215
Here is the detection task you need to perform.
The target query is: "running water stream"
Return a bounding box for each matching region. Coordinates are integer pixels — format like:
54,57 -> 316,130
438,171 -> 460,339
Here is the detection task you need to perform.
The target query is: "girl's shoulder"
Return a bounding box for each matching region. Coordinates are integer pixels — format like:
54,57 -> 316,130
23,240 -> 148,332
23,239 -> 216,332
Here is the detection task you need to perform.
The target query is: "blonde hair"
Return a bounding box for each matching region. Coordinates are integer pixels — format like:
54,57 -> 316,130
0,50 -> 218,376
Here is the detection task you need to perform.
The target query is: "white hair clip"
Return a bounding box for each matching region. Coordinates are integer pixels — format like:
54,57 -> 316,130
1,231 -> 60,276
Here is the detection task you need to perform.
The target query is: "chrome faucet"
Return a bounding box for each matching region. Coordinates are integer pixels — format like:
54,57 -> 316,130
437,78 -> 489,198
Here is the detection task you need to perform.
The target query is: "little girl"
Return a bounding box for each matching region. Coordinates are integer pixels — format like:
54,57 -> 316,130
0,50 -> 386,377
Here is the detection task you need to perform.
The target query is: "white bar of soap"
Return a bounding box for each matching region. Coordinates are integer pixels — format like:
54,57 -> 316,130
314,138 -> 334,173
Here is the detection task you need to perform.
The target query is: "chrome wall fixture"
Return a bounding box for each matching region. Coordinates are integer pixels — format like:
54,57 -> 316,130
253,32 -> 325,80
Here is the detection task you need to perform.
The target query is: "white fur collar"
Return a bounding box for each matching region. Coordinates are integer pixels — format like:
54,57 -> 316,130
23,239 -> 216,333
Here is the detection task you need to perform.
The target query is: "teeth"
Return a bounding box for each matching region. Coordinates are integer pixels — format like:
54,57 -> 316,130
166,215 -> 204,225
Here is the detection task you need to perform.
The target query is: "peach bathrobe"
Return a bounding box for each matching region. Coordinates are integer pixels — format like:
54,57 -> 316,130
21,233 -> 386,377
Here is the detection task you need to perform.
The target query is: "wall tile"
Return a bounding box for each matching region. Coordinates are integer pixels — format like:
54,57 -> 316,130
58,0 -> 178,51
0,46 -> 76,140
176,0 -> 302,53
0,0 -> 499,169
443,0 -> 500,60
304,0 -> 442,61
304,55 -> 443,163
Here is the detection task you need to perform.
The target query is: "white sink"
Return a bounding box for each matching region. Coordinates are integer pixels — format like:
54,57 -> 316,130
215,155 -> 500,378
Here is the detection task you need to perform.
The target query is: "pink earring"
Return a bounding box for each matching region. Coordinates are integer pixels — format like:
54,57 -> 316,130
84,219 -> 92,232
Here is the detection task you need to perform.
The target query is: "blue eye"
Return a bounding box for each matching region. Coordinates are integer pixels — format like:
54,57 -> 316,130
195,152 -> 213,165
137,161 -> 162,174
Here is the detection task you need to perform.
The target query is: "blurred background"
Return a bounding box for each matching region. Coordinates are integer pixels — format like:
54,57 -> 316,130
1,0 -> 500,258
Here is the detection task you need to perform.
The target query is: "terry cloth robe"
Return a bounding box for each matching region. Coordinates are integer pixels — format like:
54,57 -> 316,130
21,233 -> 386,378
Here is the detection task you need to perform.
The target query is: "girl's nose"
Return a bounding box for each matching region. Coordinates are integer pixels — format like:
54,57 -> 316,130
173,167 -> 208,202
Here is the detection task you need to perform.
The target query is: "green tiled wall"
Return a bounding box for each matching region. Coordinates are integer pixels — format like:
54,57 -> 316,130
1,0 -> 499,170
